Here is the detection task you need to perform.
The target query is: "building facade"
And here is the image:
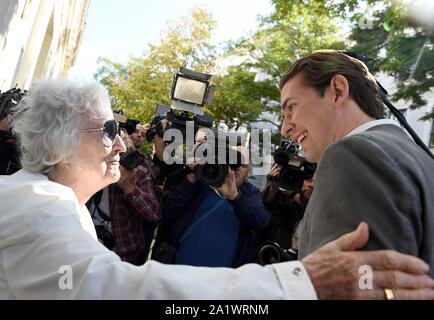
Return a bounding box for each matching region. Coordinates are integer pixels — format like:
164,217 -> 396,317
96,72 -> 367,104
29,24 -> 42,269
379,72 -> 434,152
0,0 -> 90,92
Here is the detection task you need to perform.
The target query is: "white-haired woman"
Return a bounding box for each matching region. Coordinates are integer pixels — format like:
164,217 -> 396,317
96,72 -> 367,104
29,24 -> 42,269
0,79 -> 432,300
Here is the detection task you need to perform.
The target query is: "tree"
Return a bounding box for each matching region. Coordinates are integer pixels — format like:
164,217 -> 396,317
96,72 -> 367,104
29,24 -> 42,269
211,0 -> 433,136
348,0 -> 434,120
95,7 -> 217,127
210,0 -> 346,133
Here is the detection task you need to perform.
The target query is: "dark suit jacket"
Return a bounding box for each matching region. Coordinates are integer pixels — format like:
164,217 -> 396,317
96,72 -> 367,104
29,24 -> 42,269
298,124 -> 434,276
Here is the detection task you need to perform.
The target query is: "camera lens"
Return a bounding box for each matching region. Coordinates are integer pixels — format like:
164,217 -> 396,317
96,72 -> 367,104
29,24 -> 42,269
278,167 -> 304,191
273,148 -> 290,165
195,164 -> 228,187
258,245 -> 281,265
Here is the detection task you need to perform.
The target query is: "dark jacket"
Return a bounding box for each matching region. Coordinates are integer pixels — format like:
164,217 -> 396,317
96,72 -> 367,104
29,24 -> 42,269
0,130 -> 20,175
161,178 -> 271,267
253,187 -> 305,255
298,124 -> 434,277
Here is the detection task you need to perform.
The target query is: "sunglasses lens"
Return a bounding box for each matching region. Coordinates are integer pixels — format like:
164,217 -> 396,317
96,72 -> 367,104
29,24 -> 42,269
103,120 -> 119,146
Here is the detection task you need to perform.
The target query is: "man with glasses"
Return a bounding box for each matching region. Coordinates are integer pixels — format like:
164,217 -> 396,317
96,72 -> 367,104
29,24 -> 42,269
0,79 -> 433,299
160,143 -> 270,268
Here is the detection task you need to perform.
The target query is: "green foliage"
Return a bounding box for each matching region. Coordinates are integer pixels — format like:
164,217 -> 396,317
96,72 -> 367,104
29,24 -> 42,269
205,65 -> 280,130
95,7 -> 217,126
349,0 -> 434,120
218,0 -> 346,130
95,0 -> 433,154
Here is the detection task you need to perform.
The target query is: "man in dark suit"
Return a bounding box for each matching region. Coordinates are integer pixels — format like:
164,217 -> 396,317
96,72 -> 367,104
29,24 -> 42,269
279,51 -> 434,281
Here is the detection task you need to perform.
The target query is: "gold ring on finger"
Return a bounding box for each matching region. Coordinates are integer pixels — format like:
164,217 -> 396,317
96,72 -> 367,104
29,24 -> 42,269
384,288 -> 395,300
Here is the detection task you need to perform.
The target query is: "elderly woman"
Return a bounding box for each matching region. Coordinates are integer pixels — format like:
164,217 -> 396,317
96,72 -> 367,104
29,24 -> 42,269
0,79 -> 432,300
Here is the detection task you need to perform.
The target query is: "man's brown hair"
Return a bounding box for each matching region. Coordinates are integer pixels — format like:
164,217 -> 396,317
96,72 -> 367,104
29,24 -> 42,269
279,51 -> 384,119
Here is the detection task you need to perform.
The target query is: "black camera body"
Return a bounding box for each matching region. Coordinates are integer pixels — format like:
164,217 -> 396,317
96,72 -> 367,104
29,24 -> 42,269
194,131 -> 244,187
145,104 -> 213,144
270,140 -> 316,192
257,241 -> 298,265
95,225 -> 115,250
113,109 -> 139,135
145,112 -> 165,142
0,88 -> 26,121
120,151 -> 140,170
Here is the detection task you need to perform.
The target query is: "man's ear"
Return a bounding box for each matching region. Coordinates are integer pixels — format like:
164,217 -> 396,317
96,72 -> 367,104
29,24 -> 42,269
329,74 -> 349,109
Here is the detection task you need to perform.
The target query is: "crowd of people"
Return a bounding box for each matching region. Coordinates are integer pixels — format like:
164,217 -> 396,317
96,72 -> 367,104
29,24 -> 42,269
0,51 -> 433,299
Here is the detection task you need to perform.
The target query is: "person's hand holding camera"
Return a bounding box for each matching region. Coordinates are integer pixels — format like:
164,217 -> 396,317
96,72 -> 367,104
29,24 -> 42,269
185,158 -> 198,184
264,163 -> 280,202
154,119 -> 169,161
216,169 -> 238,200
117,165 -> 137,194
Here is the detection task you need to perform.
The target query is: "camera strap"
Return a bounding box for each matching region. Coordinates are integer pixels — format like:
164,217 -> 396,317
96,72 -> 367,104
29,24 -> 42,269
178,198 -> 225,245
90,189 -> 112,222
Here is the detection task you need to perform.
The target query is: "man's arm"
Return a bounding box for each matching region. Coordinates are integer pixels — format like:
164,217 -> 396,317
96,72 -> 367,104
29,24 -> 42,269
123,166 -> 161,223
231,182 -> 271,231
302,222 -> 434,299
298,134 -> 422,259
263,163 -> 280,203
162,176 -> 198,221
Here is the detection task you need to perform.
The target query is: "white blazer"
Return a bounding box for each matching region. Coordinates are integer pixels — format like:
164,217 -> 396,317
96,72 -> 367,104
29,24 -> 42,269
0,170 -> 317,300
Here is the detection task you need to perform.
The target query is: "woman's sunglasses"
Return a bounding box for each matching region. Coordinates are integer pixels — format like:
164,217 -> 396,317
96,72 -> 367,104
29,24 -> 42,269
82,119 -> 120,147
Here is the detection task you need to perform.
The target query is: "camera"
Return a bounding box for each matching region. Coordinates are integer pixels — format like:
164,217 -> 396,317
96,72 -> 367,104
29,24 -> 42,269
269,140 -> 316,192
120,151 -> 140,170
95,225 -> 115,250
257,241 -> 298,265
145,67 -> 215,143
113,109 -> 140,135
0,88 -> 26,120
193,129 -> 245,187
146,104 -> 213,144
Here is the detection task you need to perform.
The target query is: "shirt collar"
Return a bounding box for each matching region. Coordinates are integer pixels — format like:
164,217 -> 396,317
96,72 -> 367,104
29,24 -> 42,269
346,119 -> 401,137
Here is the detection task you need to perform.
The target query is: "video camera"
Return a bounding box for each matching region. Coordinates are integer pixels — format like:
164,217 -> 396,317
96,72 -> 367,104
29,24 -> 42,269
113,109 -> 140,135
193,129 -> 245,187
257,241 -> 298,266
145,67 -> 215,143
0,88 -> 26,120
268,140 -> 316,192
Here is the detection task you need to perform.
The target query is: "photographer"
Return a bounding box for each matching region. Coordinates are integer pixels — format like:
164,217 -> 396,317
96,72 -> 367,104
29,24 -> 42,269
87,132 -> 161,265
129,123 -> 146,149
1,79 -> 433,300
254,163 -> 315,255
158,139 -> 270,268
142,118 -> 186,193
0,89 -> 24,175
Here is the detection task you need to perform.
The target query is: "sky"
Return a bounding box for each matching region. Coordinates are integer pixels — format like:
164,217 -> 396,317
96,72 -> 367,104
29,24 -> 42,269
68,0 -> 274,82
